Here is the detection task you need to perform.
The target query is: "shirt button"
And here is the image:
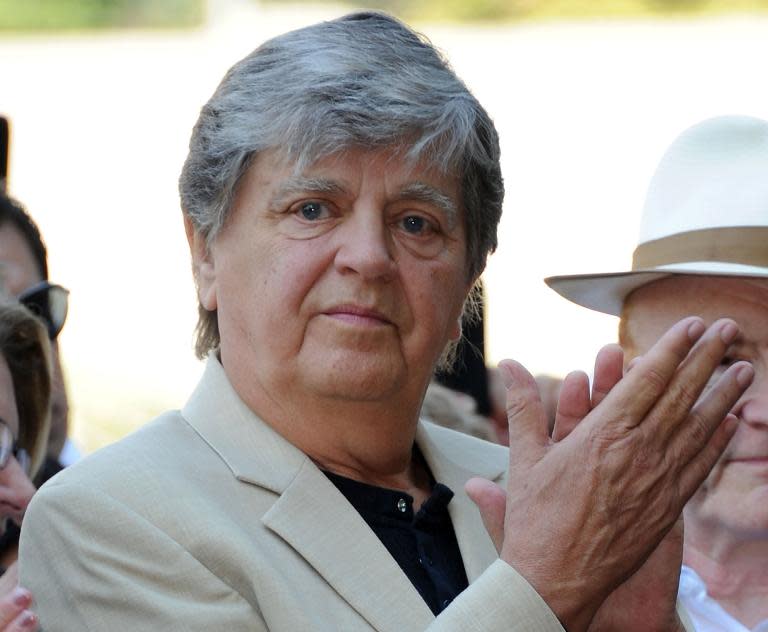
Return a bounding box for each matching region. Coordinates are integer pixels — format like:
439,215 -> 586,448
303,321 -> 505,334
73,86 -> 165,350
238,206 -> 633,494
397,498 -> 407,513
442,598 -> 452,608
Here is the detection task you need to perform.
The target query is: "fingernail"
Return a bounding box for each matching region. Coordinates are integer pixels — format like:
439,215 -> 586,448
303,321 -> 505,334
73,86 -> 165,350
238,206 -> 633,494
20,611 -> 37,628
499,362 -> 515,389
688,320 -> 705,341
723,413 -> 739,434
12,587 -> 31,608
736,363 -> 754,388
720,322 -> 738,345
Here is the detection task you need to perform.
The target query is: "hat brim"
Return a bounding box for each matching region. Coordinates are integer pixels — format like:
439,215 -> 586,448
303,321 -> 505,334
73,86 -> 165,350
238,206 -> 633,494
545,263 -> 768,316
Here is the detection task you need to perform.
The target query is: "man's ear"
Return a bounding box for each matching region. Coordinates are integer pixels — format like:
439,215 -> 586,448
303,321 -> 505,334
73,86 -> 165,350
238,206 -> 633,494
184,215 -> 217,311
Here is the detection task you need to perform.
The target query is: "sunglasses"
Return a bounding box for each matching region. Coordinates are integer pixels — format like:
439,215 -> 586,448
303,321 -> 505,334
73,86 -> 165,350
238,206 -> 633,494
0,420 -> 29,476
18,281 -> 69,340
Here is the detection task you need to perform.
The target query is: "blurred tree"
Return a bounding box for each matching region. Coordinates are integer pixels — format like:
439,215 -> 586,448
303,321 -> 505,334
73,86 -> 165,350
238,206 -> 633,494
261,0 -> 768,22
0,0 -> 204,31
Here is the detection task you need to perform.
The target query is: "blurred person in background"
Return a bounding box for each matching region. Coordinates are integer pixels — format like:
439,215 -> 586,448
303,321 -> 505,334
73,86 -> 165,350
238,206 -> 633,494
20,13 -> 751,631
0,299 -> 53,630
0,192 -> 74,473
548,115 -> 768,631
419,380 -> 495,442
0,194 -> 74,578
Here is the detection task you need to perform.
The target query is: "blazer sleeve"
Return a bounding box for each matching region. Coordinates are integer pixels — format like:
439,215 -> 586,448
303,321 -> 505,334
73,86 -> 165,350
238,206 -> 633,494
431,562 -> 693,632
428,560 -> 564,631
19,482 -> 266,632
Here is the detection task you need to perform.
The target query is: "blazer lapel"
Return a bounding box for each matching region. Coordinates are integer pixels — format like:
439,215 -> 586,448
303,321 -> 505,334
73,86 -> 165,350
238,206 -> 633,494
416,421 -> 506,583
262,459 -> 435,632
183,358 -> 434,632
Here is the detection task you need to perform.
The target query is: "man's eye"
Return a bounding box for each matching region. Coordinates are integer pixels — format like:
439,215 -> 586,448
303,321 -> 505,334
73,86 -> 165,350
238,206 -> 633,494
401,215 -> 433,235
297,201 -> 328,221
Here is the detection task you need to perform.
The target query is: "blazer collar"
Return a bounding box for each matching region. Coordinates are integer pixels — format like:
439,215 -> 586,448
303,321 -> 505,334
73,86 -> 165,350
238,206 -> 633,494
182,357 -> 506,630
181,355 -> 307,493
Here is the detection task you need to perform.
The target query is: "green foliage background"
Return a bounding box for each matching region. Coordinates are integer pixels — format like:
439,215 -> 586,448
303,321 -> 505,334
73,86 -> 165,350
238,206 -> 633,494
280,0 -> 768,22
1,0 -> 767,31
0,0 -> 204,31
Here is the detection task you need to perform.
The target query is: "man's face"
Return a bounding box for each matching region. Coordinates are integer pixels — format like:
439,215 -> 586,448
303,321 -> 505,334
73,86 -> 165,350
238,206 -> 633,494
193,148 -> 471,414
0,221 -> 69,460
622,276 -> 768,539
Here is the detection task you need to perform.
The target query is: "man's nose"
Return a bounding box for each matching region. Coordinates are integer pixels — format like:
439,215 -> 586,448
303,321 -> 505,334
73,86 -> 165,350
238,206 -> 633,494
333,211 -> 396,281
732,372 -> 768,427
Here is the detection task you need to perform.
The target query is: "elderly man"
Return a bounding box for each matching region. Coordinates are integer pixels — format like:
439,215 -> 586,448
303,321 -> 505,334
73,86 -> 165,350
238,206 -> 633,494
20,14 -> 751,631
548,115 -> 768,631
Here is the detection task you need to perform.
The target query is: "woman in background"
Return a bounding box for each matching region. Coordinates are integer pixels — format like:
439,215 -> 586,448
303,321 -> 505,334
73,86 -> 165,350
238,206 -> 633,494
0,299 -> 54,630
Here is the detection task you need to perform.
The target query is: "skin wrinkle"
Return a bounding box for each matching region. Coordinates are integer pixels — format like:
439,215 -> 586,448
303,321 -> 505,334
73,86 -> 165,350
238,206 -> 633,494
268,177 -> 347,215
397,182 -> 459,231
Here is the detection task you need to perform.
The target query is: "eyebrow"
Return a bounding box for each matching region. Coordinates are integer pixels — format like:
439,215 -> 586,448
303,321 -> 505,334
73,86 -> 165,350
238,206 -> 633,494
398,182 -> 459,230
268,176 -> 459,228
269,177 -> 347,210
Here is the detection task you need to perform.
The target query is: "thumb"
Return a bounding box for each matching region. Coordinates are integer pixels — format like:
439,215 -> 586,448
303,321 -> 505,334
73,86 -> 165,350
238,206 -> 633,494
465,477 -> 506,553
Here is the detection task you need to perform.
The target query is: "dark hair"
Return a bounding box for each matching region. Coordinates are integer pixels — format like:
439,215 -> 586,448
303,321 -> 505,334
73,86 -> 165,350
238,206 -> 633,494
0,299 -> 52,477
0,193 -> 48,281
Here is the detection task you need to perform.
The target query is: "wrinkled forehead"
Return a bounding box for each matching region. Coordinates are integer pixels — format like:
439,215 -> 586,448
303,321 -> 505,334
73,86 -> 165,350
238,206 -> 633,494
275,139 -> 462,183
622,275 -> 768,353
248,145 -> 462,208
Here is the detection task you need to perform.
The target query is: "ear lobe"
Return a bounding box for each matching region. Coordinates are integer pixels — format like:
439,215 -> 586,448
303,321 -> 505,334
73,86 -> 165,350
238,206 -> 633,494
184,215 -> 218,311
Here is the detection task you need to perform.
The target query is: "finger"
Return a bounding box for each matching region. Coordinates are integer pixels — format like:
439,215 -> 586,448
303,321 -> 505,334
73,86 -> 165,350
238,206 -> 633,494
465,478 -> 506,553
674,361 -> 753,492
592,344 -> 624,408
677,412 -> 739,503
2,610 -> 38,632
6,611 -> 37,631
552,371 -> 590,441
648,318 -> 741,443
498,360 -> 549,452
592,316 -> 706,430
0,588 -> 31,627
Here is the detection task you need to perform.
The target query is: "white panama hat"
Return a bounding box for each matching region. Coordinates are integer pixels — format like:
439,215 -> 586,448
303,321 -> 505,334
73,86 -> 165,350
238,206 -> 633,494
545,115 -> 768,316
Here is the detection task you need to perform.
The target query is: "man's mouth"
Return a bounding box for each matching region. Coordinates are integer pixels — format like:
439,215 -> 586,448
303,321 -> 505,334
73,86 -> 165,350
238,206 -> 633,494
322,305 -> 392,326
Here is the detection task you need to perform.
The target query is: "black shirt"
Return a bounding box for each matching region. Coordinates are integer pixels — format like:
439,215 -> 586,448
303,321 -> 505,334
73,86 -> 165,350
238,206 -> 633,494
324,470 -> 469,616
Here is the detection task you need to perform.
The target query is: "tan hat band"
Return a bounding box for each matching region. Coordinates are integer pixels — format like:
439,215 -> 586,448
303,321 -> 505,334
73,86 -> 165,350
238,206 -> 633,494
632,226 -> 768,270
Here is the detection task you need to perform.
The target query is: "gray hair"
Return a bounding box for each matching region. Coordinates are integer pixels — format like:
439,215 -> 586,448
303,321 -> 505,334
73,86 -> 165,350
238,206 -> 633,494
180,11 -> 503,359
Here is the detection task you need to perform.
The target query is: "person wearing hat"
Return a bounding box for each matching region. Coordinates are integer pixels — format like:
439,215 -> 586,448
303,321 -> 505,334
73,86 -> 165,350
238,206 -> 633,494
547,114 -> 768,632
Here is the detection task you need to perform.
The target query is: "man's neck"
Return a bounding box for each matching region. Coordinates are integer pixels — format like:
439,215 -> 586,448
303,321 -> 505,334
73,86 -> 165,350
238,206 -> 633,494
222,356 -> 431,500
683,538 -> 768,628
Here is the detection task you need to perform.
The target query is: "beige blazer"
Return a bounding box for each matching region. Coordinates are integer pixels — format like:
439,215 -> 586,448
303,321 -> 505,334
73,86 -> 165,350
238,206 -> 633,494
19,358 -> 565,631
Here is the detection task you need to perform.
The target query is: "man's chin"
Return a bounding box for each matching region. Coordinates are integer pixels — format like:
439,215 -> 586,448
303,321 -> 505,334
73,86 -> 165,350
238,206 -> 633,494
304,359 -> 406,402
